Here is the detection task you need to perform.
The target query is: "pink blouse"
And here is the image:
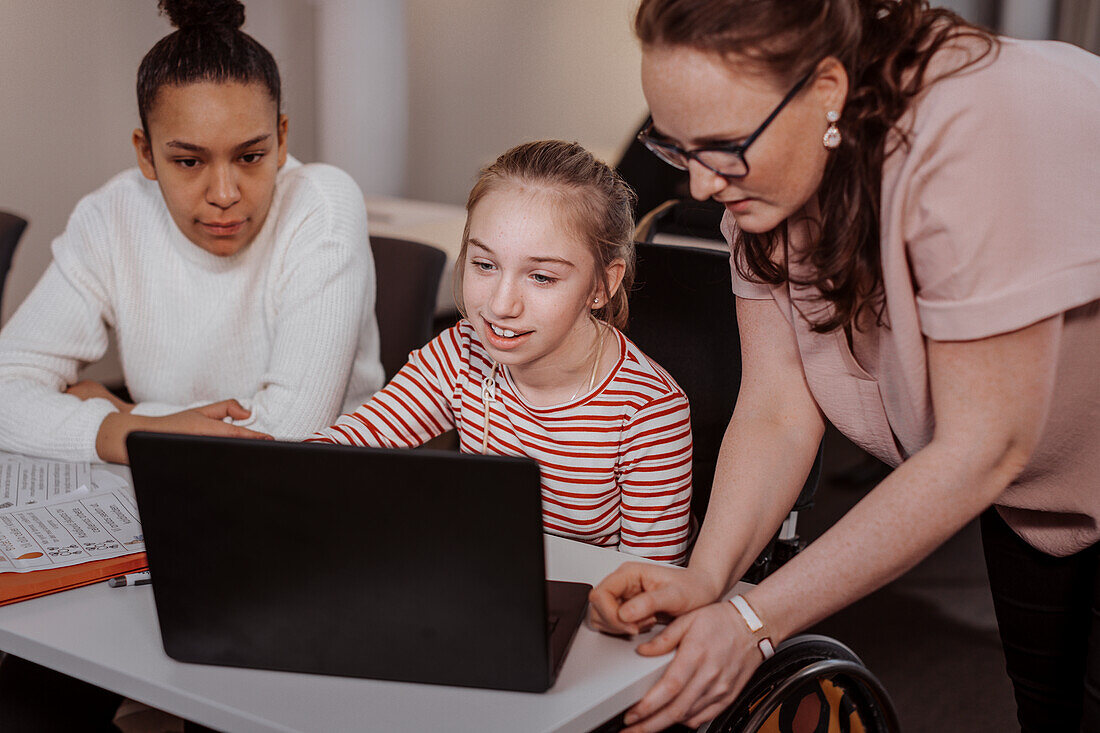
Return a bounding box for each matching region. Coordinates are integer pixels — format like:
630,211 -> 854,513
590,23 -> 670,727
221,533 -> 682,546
726,37 -> 1100,556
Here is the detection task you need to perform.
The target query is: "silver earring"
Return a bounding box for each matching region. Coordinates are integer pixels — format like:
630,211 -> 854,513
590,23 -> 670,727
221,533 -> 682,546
592,297 -> 600,306
823,110 -> 841,150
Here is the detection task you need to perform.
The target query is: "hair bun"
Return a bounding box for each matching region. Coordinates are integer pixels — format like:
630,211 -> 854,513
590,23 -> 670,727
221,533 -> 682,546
159,0 -> 245,30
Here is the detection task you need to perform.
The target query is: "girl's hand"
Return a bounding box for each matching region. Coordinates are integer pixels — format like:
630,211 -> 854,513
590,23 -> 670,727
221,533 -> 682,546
96,400 -> 272,464
621,600 -> 764,732
66,379 -> 134,413
588,562 -> 721,636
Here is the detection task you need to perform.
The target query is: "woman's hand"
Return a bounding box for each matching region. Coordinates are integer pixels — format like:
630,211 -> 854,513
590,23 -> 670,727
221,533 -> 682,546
589,564 -> 764,731
588,562 -> 722,635
622,600 -> 764,732
66,379 -> 133,413
95,399 -> 272,464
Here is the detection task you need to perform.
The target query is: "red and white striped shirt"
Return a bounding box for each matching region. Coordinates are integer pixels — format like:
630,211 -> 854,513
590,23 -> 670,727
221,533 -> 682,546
309,320 -> 692,563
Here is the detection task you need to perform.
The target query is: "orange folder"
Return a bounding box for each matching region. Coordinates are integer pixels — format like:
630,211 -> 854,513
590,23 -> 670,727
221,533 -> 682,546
0,553 -> 148,607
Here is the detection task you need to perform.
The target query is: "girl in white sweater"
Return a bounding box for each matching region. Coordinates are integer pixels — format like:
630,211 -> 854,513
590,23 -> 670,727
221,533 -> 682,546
0,0 -> 383,467
0,2 -> 383,730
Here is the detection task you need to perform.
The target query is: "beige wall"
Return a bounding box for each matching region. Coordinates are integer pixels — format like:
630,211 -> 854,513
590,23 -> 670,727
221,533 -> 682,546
314,0 -> 408,197
0,3 -> 165,331
404,0 -> 647,204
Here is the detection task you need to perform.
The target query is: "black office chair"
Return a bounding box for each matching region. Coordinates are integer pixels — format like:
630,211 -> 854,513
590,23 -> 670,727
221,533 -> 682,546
634,197 -> 725,245
625,240 -> 822,580
636,195 -> 886,507
0,211 -> 28,307
369,235 -> 448,381
617,118 -> 725,240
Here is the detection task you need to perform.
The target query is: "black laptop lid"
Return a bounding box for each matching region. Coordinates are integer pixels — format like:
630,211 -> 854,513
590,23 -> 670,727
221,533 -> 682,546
127,432 -> 559,691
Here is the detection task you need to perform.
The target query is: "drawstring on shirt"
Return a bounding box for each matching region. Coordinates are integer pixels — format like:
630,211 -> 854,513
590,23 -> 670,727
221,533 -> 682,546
481,362 -> 499,454
481,321 -> 606,454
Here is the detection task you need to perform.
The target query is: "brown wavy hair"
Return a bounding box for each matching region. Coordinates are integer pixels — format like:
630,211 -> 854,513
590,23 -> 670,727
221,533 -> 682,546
635,0 -> 998,332
455,140 -> 638,329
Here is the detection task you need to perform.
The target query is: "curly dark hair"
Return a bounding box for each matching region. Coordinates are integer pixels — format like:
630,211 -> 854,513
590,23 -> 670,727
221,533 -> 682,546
635,0 -> 998,333
137,0 -> 281,136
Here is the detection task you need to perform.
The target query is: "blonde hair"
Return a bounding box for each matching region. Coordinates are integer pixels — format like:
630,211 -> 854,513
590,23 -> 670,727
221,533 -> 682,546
454,140 -> 637,330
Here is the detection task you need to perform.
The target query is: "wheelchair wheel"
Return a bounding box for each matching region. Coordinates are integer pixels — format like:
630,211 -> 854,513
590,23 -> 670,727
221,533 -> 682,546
700,634 -> 899,733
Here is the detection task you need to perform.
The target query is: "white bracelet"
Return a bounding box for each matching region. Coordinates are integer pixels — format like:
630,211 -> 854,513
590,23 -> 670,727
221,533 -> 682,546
729,594 -> 775,660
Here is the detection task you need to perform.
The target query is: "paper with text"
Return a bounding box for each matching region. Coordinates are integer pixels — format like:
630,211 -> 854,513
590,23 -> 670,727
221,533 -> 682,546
0,454 -> 143,573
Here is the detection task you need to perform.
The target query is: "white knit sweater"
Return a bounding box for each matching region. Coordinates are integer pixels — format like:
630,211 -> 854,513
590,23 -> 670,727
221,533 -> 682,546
0,158 -> 384,462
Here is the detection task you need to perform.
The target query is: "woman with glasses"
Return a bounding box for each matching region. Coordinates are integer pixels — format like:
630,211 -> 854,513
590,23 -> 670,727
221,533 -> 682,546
588,1 -> 1100,731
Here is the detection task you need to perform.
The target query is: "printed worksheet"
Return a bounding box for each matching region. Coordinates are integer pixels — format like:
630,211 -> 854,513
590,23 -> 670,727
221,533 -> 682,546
0,457 -> 92,509
0,454 -> 143,573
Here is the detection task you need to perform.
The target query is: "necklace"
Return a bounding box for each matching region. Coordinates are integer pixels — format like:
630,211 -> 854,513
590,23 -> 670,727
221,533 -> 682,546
481,320 -> 607,454
569,321 -> 606,401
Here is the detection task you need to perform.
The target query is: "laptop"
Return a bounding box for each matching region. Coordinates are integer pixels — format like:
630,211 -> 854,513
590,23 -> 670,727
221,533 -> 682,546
125,432 -> 591,692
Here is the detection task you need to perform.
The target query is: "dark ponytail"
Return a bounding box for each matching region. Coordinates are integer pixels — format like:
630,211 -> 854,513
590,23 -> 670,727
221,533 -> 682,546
136,0 -> 281,134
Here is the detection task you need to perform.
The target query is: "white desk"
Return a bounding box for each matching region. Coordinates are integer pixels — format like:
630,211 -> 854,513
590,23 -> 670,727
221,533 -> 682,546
0,499 -> 680,733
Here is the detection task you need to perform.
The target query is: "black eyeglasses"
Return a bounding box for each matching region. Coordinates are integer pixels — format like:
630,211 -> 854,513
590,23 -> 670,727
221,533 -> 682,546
637,70 -> 813,179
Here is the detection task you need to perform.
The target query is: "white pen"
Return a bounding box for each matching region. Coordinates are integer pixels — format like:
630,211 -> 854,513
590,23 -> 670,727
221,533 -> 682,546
107,570 -> 151,588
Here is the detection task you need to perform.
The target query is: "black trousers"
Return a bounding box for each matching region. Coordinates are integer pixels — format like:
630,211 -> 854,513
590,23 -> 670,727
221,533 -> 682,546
0,654 -> 218,732
981,508 -> 1100,733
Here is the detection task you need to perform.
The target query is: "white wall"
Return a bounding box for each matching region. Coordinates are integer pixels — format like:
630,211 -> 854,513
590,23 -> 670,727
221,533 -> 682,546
315,0 -> 408,197
403,0 -> 647,204
935,0 -> 997,25
936,0 -> 1060,36
1000,0 -> 1057,39
0,3 -> 165,331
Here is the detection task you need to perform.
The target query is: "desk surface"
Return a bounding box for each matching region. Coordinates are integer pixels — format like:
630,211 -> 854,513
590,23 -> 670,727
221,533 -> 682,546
0,464 -> 681,733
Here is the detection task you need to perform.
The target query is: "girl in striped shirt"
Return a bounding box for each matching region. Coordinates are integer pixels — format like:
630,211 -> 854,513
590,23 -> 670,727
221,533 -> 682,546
311,140 -> 692,563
